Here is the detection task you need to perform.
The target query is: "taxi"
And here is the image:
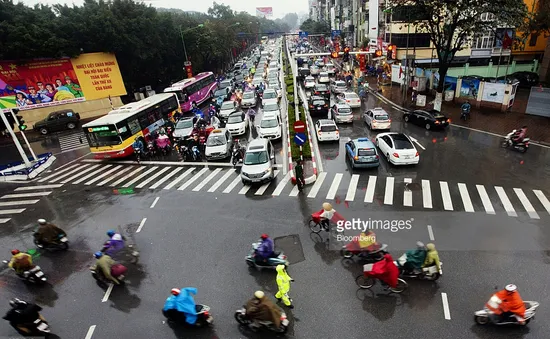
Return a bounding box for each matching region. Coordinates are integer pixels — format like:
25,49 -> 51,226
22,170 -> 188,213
205,128 -> 233,161
345,138 -> 380,169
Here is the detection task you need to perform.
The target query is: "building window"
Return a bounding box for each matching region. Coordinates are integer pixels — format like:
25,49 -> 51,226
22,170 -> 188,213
388,33 -> 431,48
391,6 -> 430,22
473,33 -> 494,49
480,13 -> 496,21
529,33 -> 539,46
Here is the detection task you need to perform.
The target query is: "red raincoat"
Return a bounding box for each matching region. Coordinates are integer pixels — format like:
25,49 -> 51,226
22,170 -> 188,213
364,253 -> 399,288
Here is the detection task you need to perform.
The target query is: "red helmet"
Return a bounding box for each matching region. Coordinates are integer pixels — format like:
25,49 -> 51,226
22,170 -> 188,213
171,288 -> 181,296
11,249 -> 20,255
261,234 -> 269,240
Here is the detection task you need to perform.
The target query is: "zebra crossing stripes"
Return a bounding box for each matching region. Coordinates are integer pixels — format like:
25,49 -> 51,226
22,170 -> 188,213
327,173 -> 343,200
86,165 -> 124,185
97,166 -> 134,186
223,176 -> 241,193
73,165 -> 113,185
439,181 -> 453,211
193,168 -> 222,192
307,172 -> 326,199
150,167 -> 183,189
58,132 -> 88,152
164,168 -> 194,190
0,219 -> 10,224
365,176 -> 376,203
384,177 -> 394,205
61,165 -> 101,184
1,192 -> 52,199
257,171 -> 281,196
49,164 -> 90,183
458,183 -> 474,213
208,169 -> 235,193
110,167 -> 143,187
0,184 -> 58,223
534,190 -> 550,214
514,188 -> 539,219
288,179 -> 300,197
38,164 -> 80,183
0,200 -> 40,206
15,184 -> 63,191
403,178 -> 412,207
123,167 -> 159,187
422,180 -> 432,209
136,167 -> 171,189
495,186 -> 517,217
345,175 -> 360,202
476,185 -> 495,214
178,168 -> 208,191
0,209 -> 26,215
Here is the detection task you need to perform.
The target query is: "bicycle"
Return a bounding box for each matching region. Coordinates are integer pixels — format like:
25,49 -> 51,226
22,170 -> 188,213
355,275 -> 408,294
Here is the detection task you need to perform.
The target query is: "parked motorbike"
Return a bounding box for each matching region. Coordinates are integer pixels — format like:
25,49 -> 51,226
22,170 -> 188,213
474,299 -> 539,325
33,233 -> 69,251
502,130 -> 529,153
2,261 -> 47,284
394,253 -> 442,281
163,305 -> 214,327
245,241 -> 289,269
234,307 -> 288,333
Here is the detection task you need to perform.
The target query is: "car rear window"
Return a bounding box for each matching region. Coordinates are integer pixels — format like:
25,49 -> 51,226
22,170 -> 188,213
316,85 -> 328,90
337,107 -> 351,114
320,125 -> 337,132
358,148 -> 376,156
313,100 -> 325,105
394,138 -> 414,149
374,114 -> 389,120
346,93 -> 359,99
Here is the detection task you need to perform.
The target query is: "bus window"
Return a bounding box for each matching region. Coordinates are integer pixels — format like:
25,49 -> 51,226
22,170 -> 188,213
127,118 -> 141,135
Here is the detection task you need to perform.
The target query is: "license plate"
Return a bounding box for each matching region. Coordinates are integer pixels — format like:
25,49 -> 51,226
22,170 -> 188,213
405,156 -> 412,159
60,237 -> 68,242
37,322 -> 48,330
282,319 -> 289,326
206,316 -> 213,323
35,271 -> 44,277
317,107 -> 321,110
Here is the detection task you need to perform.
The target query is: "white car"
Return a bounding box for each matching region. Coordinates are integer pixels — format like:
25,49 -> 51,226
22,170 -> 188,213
258,112 -> 282,140
262,89 -> 278,104
269,61 -> 278,69
331,80 -> 347,94
219,100 -> 238,119
364,108 -> 391,130
205,128 -> 232,160
315,58 -> 325,67
318,72 -> 330,84
226,111 -> 249,136
375,132 -> 419,165
325,63 -> 336,75
337,92 -> 361,108
241,138 -> 275,184
241,91 -> 257,108
315,119 -> 340,142
310,65 -> 321,76
262,100 -> 281,118
304,76 -> 316,89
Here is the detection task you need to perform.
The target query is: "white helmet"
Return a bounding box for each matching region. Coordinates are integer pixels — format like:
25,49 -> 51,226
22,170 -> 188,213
254,290 -> 264,299
505,284 -> 517,292
37,219 -> 47,225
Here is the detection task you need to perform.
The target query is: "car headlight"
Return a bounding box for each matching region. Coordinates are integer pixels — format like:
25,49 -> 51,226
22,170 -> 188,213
242,172 -> 249,177
263,168 -> 272,175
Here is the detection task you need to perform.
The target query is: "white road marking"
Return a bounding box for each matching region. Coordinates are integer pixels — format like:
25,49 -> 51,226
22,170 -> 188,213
427,225 -> 435,241
82,158 -> 284,168
439,181 -> 453,211
307,172 -> 326,198
96,166 -> 133,186
326,173 -> 343,200
150,197 -> 160,209
193,168 -> 222,192
60,165 -> 100,184
422,180 -> 432,208
136,218 -> 147,233
409,136 -> 425,150
239,183 -> 252,194
0,209 -> 26,215
122,166 -> 159,187
533,190 -> 550,215
256,171 -> 280,195
208,169 -> 236,193
514,188 -> 539,219
223,175 -> 242,193
178,168 -> 208,191
441,293 -> 451,320
135,166 -> 171,188
37,164 -> 80,182
73,166 -> 112,185
101,283 -> 114,302
109,167 -> 144,187
164,168 -> 194,190
289,181 -> 300,197
0,218 -> 10,224
15,184 -> 63,191
273,172 -> 292,196
345,174 -> 360,201
364,176 -> 377,203
49,164 -> 90,183
403,178 -> 412,207
1,192 -> 51,199
476,185 -> 495,214
0,200 -> 39,206
457,183 -> 474,212
495,186 -> 517,217
150,167 -> 183,189
384,177 -> 394,205
85,325 -> 97,339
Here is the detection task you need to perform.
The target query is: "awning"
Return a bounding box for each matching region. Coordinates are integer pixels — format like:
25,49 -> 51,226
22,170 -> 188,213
415,58 -> 438,64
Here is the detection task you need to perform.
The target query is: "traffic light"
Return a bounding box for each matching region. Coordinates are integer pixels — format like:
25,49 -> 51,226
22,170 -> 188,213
387,45 -> 393,59
12,109 -> 26,131
375,50 -> 382,57
331,51 -> 339,59
343,46 -> 350,62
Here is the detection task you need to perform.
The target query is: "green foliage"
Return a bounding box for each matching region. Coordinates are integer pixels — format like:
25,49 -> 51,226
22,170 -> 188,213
299,19 -> 330,34
288,104 -> 312,160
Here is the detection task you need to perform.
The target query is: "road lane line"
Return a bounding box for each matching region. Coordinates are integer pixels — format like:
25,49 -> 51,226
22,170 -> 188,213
37,164 -> 79,182
0,209 -> 26,215
273,172 -> 292,196
102,283 -> 114,302
122,166 -> 159,187
289,181 -> 300,197
403,178 -> 412,207
364,176 -> 377,203
307,172 -> 326,198
1,192 -> 51,199
441,293 -> 451,320
326,173 -> 343,200
136,218 -> 147,233
15,184 -> 63,191
208,169 -> 235,192
476,185 -> 495,214
345,174 -> 360,201
223,176 -> 241,193
49,164 -> 90,183
457,183 -> 474,212
0,200 -> 39,206
495,186 -> 517,217
73,166 -> 112,185
0,218 -> 10,224
439,181 -> 453,211
60,165 -> 100,183
533,190 -> 550,215
514,188 -> 539,219
384,177 -> 394,205
95,166 -> 132,186
239,183 -> 252,195
82,158 -> 284,167
109,167 -> 144,187
85,325 -> 97,339
150,197 -> 159,209
427,225 -> 435,241
193,168 -> 222,192
256,170 -> 280,195
178,168 -> 208,191
164,168 -> 194,190
150,167 -> 183,189
135,166 -> 171,188
422,180 -> 432,208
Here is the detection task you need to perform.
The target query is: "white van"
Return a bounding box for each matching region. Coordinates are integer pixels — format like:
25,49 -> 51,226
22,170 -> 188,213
240,138 -> 275,184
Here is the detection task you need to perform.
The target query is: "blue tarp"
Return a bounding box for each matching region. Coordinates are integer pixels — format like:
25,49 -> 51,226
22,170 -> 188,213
163,287 -> 198,324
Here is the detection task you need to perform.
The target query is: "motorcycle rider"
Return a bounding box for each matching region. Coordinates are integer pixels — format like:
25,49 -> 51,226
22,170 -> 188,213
402,241 -> 427,274
245,291 -> 282,330
422,243 -> 441,272
255,234 -> 274,265
247,107 -> 256,123
275,265 -> 294,308
155,131 -> 171,152
103,230 -> 125,258
8,250 -> 33,275
486,284 -> 526,324
132,137 -> 144,154
461,101 -> 471,115
163,287 -> 200,325
33,219 -> 66,246
186,134 -> 201,160
319,202 -> 335,231
91,252 -> 120,285
512,125 -> 528,145
3,298 -> 44,334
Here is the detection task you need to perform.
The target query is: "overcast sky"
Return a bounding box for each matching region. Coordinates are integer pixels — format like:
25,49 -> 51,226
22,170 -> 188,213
18,0 -> 308,19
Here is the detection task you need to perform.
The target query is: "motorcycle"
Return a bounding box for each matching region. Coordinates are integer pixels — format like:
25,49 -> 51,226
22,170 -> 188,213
2,261 -> 47,284
245,241 -> 289,269
90,263 -> 127,284
5,301 -> 51,336
234,307 -> 289,333
156,139 -> 172,156
502,130 -> 529,153
394,253 -> 442,281
340,242 -> 388,262
134,148 -> 142,164
163,304 -> 214,327
147,140 -> 156,158
460,106 -> 470,120
33,233 -> 69,251
231,144 -> 246,167
474,299 -> 539,325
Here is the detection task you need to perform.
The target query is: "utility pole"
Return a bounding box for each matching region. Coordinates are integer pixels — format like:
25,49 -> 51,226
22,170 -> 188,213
10,109 -> 37,161
0,112 -> 31,168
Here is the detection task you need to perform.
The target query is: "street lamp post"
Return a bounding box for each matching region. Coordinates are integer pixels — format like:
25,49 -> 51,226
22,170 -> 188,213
179,24 -> 205,62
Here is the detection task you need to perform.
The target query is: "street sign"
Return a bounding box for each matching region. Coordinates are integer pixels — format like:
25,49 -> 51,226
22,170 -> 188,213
184,61 -> 192,66
293,120 -> 306,133
299,31 -> 308,38
331,30 -> 341,39
294,133 -> 306,146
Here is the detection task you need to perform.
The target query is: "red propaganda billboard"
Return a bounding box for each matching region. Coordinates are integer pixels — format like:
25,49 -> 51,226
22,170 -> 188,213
256,7 -> 273,18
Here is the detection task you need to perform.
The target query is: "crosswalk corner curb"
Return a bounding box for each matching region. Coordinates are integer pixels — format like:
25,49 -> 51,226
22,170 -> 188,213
304,174 -> 317,185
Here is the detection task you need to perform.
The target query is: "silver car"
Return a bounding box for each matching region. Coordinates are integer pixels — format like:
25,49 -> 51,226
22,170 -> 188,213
241,91 -> 257,108
331,80 -> 347,94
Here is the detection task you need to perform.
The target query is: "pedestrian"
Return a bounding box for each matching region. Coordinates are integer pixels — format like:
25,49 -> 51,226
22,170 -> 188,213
275,265 -> 294,308
295,160 -> 305,191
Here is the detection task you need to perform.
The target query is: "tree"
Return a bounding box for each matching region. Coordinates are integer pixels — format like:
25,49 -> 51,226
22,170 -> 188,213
299,19 -> 330,33
392,0 -> 527,93
281,13 -> 299,30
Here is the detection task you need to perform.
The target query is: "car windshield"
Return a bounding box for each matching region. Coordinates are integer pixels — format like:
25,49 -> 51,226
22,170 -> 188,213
326,64 -> 334,69
374,114 -> 389,121
219,81 -> 231,90
336,82 -> 346,87
337,107 -> 352,114
228,114 -> 243,123
358,148 -> 376,156
320,125 -> 336,132
393,136 -> 414,149
176,119 -> 193,129
243,92 -> 255,99
320,73 -> 328,77
244,151 -> 268,165
313,100 -> 325,105
346,93 -> 359,99
316,85 -> 328,90
221,102 -> 234,109
263,103 -> 279,111
207,134 -> 227,146
214,89 -> 226,97
263,92 -> 277,99
261,119 -> 278,128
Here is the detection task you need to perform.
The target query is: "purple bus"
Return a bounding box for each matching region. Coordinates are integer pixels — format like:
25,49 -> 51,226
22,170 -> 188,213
163,72 -> 218,112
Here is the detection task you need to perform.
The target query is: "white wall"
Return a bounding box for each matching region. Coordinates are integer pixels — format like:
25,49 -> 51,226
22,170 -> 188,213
368,0 -> 379,40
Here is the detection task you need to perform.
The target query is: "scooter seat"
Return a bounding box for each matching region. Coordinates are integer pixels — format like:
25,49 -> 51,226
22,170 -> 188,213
272,251 -> 281,257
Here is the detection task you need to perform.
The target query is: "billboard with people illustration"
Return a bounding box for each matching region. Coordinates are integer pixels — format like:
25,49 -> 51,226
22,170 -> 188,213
0,52 -> 126,112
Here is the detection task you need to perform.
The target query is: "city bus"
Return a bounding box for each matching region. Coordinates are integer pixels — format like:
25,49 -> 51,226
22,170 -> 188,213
82,93 -> 180,159
163,72 -> 217,112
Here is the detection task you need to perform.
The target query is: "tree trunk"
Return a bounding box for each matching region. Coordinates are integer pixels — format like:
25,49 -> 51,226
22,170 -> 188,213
436,64 -> 450,93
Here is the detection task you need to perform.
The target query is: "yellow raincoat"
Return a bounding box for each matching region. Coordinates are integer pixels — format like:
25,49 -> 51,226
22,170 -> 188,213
275,265 -> 292,306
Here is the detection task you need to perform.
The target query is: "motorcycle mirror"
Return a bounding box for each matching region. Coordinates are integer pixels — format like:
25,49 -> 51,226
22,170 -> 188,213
2,260 -> 8,264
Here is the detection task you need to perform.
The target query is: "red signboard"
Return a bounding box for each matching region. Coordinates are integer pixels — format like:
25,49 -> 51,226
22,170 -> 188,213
293,120 -> 305,133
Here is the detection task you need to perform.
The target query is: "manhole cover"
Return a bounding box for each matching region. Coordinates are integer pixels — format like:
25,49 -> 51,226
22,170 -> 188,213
274,234 -> 305,265
405,183 -> 421,191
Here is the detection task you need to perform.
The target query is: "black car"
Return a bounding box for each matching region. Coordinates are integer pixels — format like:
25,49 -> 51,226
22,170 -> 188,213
404,109 -> 450,130
297,67 -> 310,81
313,84 -> 330,98
34,109 -> 81,135
308,96 -> 329,115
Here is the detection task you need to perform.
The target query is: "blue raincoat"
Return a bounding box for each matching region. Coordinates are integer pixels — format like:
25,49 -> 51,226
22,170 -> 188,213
163,287 -> 198,324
